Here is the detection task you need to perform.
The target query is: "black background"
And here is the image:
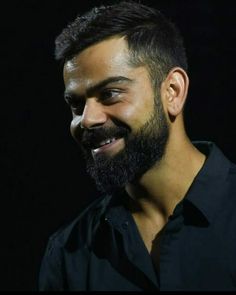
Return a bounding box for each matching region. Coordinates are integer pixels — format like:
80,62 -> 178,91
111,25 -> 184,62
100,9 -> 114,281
1,0 -> 236,290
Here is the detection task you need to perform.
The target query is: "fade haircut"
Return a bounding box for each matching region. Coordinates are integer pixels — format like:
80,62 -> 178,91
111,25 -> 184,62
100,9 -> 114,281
55,1 -> 188,89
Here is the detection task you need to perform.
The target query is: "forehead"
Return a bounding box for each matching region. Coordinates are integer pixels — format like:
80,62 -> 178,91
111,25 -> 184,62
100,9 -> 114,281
63,37 -> 132,86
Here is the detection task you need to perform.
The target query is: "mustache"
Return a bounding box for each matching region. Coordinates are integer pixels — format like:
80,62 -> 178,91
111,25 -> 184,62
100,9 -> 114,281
81,125 -> 129,149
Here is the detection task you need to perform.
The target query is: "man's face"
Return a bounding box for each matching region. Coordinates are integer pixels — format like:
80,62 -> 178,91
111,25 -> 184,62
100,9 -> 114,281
63,37 -> 169,193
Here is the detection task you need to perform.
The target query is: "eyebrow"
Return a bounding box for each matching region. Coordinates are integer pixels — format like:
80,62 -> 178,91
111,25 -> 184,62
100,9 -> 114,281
64,76 -> 133,100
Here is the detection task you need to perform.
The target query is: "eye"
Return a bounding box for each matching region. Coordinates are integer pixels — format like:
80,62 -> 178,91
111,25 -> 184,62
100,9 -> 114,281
65,95 -> 85,114
99,89 -> 121,102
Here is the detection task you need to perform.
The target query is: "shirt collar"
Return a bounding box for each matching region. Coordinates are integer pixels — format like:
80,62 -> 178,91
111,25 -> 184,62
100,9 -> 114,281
183,141 -> 231,224
62,142 -> 231,250
105,141 -> 231,228
104,190 -> 131,233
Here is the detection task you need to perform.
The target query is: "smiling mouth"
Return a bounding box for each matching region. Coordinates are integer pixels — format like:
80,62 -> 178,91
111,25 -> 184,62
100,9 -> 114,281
91,137 -> 123,155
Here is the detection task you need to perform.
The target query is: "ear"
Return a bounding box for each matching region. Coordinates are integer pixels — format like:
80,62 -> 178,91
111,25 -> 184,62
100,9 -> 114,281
161,67 -> 189,118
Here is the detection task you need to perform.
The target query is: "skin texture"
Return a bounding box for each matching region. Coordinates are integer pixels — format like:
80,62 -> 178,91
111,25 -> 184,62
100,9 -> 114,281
63,36 -> 206,259
64,36 -> 169,193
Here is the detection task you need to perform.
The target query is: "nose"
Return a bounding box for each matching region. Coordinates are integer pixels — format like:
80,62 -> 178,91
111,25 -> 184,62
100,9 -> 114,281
81,99 -> 108,128
70,98 -> 108,139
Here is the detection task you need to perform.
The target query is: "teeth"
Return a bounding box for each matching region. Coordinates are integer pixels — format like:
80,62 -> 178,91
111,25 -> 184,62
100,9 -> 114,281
98,137 -> 116,147
105,139 -> 112,145
92,137 -> 119,154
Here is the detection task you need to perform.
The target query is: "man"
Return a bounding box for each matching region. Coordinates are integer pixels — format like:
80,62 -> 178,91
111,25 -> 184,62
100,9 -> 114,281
39,1 -> 236,291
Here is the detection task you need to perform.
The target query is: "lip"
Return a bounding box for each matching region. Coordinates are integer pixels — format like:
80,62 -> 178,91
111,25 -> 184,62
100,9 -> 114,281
91,138 -> 124,156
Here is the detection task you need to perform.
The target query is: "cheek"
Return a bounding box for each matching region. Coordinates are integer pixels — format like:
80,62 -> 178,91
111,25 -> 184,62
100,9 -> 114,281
112,97 -> 154,131
70,116 -> 83,143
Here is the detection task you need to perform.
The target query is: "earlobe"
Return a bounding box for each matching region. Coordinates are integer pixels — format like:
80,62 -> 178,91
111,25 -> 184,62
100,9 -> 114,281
164,67 -> 189,118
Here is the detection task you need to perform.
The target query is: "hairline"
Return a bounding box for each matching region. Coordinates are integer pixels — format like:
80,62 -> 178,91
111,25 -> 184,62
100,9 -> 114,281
64,33 -> 170,97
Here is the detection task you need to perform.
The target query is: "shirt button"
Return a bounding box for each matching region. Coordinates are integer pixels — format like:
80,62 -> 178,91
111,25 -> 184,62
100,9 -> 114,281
122,221 -> 129,229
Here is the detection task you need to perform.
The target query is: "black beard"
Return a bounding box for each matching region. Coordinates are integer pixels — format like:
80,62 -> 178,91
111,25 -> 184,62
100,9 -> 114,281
80,99 -> 169,194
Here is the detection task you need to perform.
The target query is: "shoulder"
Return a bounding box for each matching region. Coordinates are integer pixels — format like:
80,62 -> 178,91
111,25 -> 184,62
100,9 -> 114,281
46,194 -> 113,252
39,195 -> 113,290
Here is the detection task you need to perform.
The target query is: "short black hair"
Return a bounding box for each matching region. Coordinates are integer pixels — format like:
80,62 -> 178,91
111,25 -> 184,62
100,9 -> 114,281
55,1 -> 187,86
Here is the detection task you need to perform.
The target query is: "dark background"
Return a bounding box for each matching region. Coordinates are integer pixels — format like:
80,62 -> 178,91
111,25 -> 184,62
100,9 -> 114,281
1,0 -> 236,290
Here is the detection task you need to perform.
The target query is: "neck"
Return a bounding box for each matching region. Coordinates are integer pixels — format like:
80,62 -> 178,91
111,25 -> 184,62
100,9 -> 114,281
125,133 -> 206,223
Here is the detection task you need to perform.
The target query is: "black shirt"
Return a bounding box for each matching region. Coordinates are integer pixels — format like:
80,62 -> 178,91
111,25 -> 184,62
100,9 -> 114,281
38,142 -> 236,291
